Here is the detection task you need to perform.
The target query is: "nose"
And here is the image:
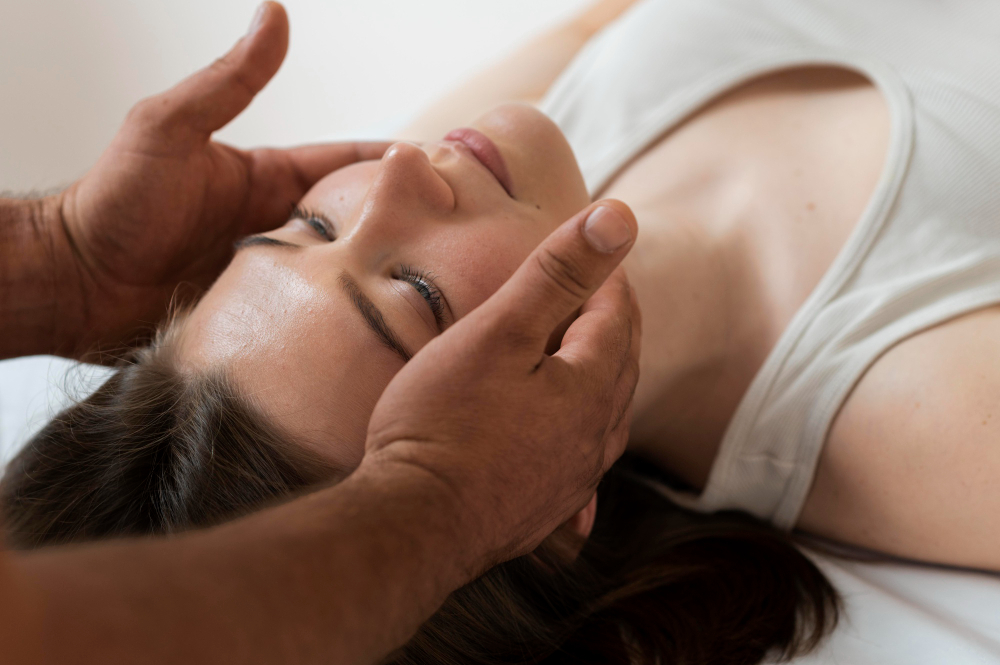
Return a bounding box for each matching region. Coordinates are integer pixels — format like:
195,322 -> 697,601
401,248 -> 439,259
360,142 -> 455,223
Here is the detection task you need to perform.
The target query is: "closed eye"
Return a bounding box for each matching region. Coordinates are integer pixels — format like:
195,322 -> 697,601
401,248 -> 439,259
290,205 -> 337,241
399,265 -> 447,330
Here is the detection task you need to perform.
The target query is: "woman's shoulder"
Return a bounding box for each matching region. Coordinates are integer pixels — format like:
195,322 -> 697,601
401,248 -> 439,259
801,304 -> 1000,572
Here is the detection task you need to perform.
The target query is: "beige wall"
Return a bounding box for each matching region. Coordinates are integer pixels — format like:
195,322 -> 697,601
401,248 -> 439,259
0,0 -> 588,192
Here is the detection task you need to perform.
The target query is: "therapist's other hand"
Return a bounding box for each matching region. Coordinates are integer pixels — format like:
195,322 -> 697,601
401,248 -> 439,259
364,200 -> 641,573
54,2 -> 389,354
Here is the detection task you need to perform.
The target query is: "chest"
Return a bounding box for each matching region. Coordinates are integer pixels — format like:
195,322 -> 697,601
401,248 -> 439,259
606,67 -> 888,338
601,67 -> 890,486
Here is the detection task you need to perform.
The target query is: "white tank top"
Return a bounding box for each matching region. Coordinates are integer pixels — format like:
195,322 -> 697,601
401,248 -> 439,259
541,0 -> 1000,529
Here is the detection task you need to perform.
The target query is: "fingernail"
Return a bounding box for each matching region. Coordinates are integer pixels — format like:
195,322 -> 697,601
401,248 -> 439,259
583,205 -> 632,253
247,2 -> 268,35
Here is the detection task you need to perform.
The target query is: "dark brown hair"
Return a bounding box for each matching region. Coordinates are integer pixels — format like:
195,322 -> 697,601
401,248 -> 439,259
0,332 -> 838,664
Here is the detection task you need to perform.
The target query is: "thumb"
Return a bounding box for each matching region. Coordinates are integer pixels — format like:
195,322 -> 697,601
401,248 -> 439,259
136,2 -> 289,140
483,199 -> 637,349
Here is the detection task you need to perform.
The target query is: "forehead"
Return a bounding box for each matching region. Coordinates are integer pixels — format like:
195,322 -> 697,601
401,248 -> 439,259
300,160 -> 381,219
178,249 -> 400,467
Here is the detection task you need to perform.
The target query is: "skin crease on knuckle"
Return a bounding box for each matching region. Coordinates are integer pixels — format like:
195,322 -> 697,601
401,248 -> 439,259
535,246 -> 591,301
177,103 -> 597,475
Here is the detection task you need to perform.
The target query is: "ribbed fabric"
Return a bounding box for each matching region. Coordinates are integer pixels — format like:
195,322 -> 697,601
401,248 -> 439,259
541,0 -> 1000,529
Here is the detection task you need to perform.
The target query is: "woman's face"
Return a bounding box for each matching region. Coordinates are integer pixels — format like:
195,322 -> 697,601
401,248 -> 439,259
178,104 -> 590,473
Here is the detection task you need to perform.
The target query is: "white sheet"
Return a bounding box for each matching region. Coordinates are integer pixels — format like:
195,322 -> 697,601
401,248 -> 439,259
3,360 -> 1000,663
0,356 -> 112,469
788,555 -> 1000,663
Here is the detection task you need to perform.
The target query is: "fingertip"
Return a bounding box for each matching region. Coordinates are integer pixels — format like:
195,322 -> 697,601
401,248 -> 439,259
238,2 -> 289,81
355,140 -> 395,161
592,199 -> 637,229
582,199 -> 638,254
607,264 -> 630,289
247,3 -> 267,36
248,2 -> 288,38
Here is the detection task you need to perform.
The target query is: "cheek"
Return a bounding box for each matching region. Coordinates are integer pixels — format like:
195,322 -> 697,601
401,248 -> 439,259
440,230 -> 540,310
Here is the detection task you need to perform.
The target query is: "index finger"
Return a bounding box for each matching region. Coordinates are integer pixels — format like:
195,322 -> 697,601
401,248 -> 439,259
239,141 -> 392,234
276,141 -> 394,186
554,266 -> 641,391
549,266 -> 640,469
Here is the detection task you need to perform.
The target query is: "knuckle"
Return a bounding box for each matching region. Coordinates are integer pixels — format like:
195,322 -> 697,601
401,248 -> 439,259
534,247 -> 591,301
497,323 -> 539,354
630,290 -> 643,331
125,94 -> 189,141
612,384 -> 637,431
476,305 -> 537,352
617,310 -> 634,352
591,444 -> 606,477
615,322 -> 636,378
627,353 -> 640,383
125,96 -> 162,127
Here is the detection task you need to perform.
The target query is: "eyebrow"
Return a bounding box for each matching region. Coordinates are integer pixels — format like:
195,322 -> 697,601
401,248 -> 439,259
338,271 -> 413,363
233,234 -> 413,363
233,235 -> 299,251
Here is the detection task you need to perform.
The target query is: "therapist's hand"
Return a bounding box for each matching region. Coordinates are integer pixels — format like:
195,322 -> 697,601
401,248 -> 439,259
364,199 -> 641,573
53,2 -> 389,355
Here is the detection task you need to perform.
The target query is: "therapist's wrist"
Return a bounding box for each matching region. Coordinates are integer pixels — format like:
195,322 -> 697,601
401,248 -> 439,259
356,444 -> 532,585
351,453 -> 489,585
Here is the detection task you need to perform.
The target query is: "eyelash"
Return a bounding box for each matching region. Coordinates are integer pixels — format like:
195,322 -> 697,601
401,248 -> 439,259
290,206 -> 444,327
400,265 -> 445,327
291,205 -> 335,240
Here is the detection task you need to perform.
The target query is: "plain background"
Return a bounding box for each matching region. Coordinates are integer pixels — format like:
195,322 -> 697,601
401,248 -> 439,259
0,0 -> 590,192
0,0 -> 590,460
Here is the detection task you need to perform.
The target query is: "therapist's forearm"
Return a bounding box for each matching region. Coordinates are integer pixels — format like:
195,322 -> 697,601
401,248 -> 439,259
6,462 -> 478,665
0,195 -> 90,360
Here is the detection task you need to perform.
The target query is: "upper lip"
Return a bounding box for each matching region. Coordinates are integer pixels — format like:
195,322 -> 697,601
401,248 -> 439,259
442,127 -> 515,198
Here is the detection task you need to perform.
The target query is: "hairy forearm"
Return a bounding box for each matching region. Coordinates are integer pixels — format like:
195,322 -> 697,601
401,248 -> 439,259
0,194 -> 90,360
7,462 -> 476,665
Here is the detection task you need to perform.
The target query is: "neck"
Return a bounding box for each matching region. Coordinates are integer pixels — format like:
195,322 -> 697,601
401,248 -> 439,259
621,203 -> 767,488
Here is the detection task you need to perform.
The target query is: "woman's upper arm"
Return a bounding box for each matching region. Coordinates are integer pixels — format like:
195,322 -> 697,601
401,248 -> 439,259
799,305 -> 1000,571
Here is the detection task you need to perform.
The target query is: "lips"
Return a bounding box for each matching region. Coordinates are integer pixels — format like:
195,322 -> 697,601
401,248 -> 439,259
443,127 -> 515,197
